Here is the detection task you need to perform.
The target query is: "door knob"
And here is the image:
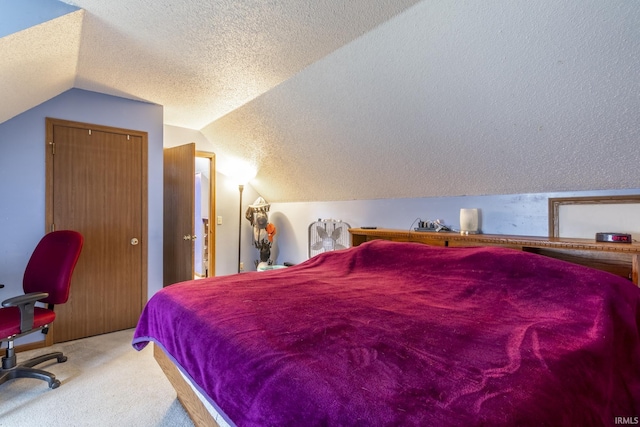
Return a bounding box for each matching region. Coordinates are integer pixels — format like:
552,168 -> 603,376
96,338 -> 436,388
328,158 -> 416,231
183,235 -> 191,241
130,238 -> 139,245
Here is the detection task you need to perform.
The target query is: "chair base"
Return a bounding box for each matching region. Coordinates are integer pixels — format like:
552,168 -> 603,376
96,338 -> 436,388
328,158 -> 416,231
0,351 -> 67,389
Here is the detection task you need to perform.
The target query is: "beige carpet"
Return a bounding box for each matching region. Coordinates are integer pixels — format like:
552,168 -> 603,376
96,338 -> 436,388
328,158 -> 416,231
0,329 -> 194,426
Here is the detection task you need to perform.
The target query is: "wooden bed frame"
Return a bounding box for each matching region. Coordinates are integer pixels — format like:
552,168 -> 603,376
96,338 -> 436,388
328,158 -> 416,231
153,344 -> 221,427
153,228 -> 640,426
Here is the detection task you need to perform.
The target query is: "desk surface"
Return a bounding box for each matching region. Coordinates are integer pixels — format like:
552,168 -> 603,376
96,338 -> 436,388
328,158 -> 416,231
349,228 -> 640,252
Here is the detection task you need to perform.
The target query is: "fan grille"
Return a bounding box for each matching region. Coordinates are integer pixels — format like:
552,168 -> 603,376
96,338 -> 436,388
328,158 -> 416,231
308,219 -> 351,258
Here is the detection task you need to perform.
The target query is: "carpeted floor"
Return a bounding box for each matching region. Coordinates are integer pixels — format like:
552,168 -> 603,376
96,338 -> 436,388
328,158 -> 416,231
0,329 -> 194,426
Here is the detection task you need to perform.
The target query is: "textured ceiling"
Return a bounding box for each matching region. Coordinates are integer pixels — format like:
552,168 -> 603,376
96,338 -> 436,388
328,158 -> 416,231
201,0 -> 640,202
62,0 -> 422,129
2,0 -> 639,203
0,9 -> 83,124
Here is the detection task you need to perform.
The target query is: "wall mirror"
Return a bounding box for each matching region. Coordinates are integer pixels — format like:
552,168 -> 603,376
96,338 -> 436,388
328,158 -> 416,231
548,195 -> 640,239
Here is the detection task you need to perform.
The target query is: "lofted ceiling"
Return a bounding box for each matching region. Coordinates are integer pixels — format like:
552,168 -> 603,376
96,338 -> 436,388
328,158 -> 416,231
1,0 -> 639,203
0,0 -> 421,129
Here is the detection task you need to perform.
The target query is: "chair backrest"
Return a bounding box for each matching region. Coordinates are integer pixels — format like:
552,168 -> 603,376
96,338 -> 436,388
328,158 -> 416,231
23,230 -> 84,305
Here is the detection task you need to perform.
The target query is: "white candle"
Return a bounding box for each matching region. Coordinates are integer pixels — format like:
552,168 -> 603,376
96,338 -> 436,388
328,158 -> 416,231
460,208 -> 479,235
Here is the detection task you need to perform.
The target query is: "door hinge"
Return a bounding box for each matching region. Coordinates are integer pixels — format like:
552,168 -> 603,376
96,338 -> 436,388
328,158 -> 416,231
127,135 -> 130,141
49,141 -> 55,155
51,223 -> 56,232
88,129 -> 92,135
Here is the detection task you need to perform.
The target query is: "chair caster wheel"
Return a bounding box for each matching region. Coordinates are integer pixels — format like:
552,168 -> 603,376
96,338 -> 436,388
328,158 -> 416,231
50,379 -> 61,389
58,355 -> 67,363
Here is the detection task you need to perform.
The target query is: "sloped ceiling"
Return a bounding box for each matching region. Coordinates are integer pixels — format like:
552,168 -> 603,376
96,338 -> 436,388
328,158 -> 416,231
2,0 -> 639,203
202,1 -> 640,202
0,9 -> 83,124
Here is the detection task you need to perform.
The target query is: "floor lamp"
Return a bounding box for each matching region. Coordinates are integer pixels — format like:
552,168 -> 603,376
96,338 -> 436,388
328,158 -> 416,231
238,184 -> 244,274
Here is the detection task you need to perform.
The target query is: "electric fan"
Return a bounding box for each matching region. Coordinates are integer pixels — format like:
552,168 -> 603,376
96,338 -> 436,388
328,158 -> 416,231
308,219 -> 351,258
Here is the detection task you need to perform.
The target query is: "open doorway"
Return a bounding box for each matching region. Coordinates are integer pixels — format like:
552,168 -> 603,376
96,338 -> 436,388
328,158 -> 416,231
196,151 -> 216,278
164,145 -> 216,286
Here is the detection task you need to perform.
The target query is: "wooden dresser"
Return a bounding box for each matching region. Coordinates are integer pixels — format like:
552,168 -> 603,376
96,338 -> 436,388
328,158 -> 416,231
349,228 -> 640,286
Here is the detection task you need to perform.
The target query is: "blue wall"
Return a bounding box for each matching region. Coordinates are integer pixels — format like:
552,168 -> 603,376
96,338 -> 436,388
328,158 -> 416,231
0,88 -> 163,344
0,0 -> 79,38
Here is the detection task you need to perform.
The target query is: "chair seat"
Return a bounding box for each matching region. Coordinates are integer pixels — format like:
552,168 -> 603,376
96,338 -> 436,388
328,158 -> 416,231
0,307 -> 56,340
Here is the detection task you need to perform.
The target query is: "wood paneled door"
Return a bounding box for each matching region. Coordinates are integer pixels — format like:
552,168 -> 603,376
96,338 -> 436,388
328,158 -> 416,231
163,143 -> 195,287
45,118 -> 148,343
163,144 -> 216,287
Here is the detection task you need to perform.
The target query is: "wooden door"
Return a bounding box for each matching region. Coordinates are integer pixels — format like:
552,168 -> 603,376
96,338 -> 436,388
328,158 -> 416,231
46,118 -> 147,343
163,143 -> 195,286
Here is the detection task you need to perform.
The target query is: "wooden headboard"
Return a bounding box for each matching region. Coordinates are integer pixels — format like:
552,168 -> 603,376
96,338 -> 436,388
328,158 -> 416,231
349,228 -> 640,286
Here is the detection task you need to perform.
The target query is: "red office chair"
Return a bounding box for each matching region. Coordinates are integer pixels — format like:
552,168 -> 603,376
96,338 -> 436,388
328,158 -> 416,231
0,230 -> 83,389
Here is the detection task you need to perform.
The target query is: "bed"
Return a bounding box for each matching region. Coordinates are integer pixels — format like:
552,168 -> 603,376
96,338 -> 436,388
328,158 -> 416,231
133,239 -> 640,426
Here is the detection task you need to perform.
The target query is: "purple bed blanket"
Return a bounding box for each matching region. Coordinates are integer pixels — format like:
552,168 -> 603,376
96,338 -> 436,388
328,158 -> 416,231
133,240 -> 640,426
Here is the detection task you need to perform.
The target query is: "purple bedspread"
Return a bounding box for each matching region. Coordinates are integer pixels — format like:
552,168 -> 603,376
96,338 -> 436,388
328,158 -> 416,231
133,240 -> 640,426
